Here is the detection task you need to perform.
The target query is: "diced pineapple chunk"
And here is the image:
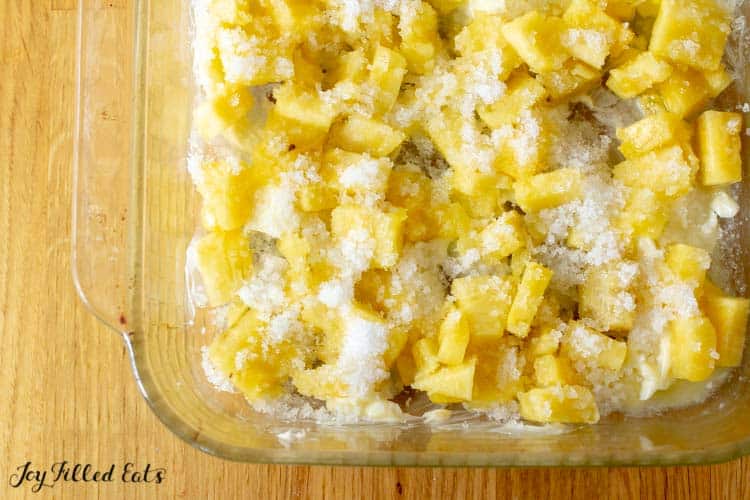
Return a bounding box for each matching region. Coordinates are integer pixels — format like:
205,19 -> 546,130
606,0 -> 638,20
209,311 -> 294,400
701,286 -> 750,368
451,275 -> 515,340
427,0 -> 464,14
433,203 -> 472,240
669,316 -> 717,382
657,68 -> 710,118
384,327 -> 410,369
579,262 -> 636,332
533,354 -> 577,387
563,323 -> 627,370
194,84 -> 254,141
331,204 -> 407,268
196,159 -> 267,231
518,385 -> 600,423
528,326 -> 562,357
263,0 -> 318,31
606,51 -> 672,98
479,72 -> 547,129
501,11 -> 568,74
413,337 -> 440,377
269,83 -> 337,148
437,307 -> 471,365
514,168 -> 583,213
612,145 -> 695,199
696,111 -> 743,186
704,65 -> 734,97
329,114 -> 406,157
195,230 -> 253,306
494,109 -> 551,179
454,15 -> 522,79
414,357 -> 477,402
507,262 -> 553,338
615,188 -> 668,243
399,1 -> 442,74
322,148 -> 393,198
475,210 -> 526,261
649,0 -> 731,71
536,60 -> 602,102
561,0 -> 620,69
369,45 -> 407,115
331,49 -> 368,84
665,243 -> 711,286
616,112 -> 689,159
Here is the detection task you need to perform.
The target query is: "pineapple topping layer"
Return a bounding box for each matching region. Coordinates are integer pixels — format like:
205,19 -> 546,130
189,0 -> 750,424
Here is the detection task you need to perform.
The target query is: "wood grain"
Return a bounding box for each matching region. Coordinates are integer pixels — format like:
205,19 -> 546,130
1,1 -> 750,498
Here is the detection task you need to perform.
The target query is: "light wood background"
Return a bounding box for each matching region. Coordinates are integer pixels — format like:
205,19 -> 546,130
2,1 -> 750,499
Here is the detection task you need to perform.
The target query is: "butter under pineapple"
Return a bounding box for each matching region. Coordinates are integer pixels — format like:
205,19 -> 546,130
190,0 -> 750,424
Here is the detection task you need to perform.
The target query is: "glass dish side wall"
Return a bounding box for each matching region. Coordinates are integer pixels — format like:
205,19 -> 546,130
74,0 -> 750,465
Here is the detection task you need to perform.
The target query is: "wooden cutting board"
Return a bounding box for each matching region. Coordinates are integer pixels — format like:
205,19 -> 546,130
1,1 -> 748,498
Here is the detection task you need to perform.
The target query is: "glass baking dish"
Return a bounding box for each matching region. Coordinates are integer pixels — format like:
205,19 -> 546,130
73,0 -> 750,465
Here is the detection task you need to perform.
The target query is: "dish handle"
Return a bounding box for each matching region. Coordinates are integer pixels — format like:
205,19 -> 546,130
72,1 -> 137,336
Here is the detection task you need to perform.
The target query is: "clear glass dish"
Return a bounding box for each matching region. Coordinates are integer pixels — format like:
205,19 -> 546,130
73,0 -> 750,465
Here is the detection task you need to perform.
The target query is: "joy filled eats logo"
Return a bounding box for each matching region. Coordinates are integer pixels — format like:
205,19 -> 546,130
9,461 -> 165,493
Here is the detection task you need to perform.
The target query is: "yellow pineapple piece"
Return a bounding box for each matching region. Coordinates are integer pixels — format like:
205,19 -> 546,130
536,60 -> 602,102
606,51 -> 672,99
330,49 -> 368,84
612,145 -> 695,199
696,111 -> 743,186
454,14 -> 522,79
669,316 -> 717,382
195,230 -> 253,307
427,0 -> 464,14
399,1 -> 442,74
636,0 -> 661,17
606,0 -> 638,20
322,148 -> 393,198
369,45 -> 407,115
297,181 -> 338,212
329,114 -> 406,157
507,262 -> 553,338
268,83 -> 337,149
649,0 -> 731,71
704,65 -> 734,97
196,159 -> 267,231
518,385 -> 600,424
494,109 -> 551,180
451,275 -> 515,340
384,327 -> 410,369
616,111 -> 689,159
615,188 -> 669,244
665,243 -> 711,286
657,68 -> 710,119
331,204 -> 407,268
476,210 -> 526,262
563,323 -> 628,370
414,357 -> 477,402
579,263 -> 636,332
533,354 -> 577,387
262,0 -> 319,32
437,307 -> 471,365
431,203 -> 472,241
412,336 -> 441,378
209,311 -> 295,400
701,287 -> 750,368
561,0 -> 620,69
479,72 -> 547,129
194,84 -> 254,141
501,11 -> 568,74
293,365 -> 347,401
528,326 -> 562,357
514,168 -> 583,213
396,346 -> 417,385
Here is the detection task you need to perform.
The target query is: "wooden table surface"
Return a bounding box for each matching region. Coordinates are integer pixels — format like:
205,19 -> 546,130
2,1 -> 750,499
